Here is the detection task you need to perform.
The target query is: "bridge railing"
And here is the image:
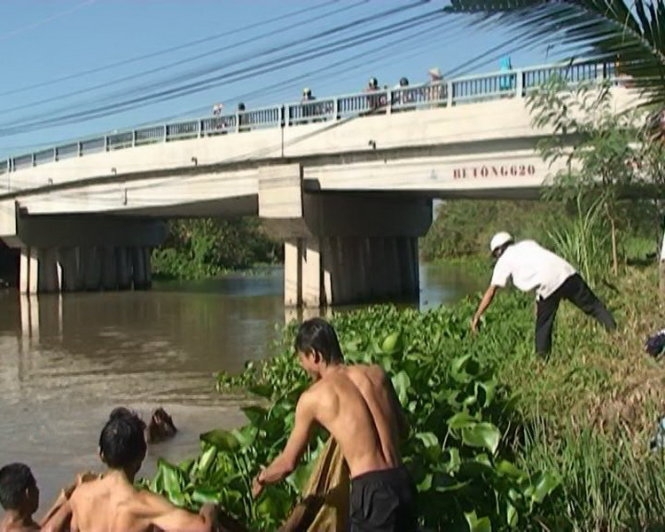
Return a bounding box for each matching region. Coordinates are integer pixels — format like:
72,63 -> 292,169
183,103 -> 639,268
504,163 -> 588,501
0,61 -> 620,176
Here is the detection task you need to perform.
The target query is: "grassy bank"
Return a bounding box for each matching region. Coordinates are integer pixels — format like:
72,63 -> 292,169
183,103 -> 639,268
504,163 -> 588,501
145,262 -> 665,530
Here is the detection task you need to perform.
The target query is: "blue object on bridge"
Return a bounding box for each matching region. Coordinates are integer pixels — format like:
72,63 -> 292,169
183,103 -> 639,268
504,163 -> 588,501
499,56 -> 514,91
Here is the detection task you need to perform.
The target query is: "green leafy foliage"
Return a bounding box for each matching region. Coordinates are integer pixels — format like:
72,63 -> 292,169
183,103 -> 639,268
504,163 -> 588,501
526,75 -> 665,276
152,217 -> 281,280
420,200 -> 567,261
443,0 -> 665,108
145,303 -> 558,531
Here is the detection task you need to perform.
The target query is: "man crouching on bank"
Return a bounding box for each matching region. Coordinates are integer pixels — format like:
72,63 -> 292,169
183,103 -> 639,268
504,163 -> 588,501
252,318 -> 417,531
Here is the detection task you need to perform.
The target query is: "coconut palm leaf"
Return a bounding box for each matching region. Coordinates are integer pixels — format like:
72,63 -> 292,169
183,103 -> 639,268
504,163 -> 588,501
444,0 -> 665,107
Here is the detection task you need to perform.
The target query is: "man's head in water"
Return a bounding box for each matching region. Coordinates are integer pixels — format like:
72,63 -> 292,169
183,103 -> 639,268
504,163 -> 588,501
98,410 -> 147,477
294,318 -> 344,379
0,463 -> 39,517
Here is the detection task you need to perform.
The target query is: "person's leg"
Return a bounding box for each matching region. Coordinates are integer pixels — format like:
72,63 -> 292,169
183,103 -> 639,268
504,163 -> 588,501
560,274 -> 617,331
535,294 -> 561,356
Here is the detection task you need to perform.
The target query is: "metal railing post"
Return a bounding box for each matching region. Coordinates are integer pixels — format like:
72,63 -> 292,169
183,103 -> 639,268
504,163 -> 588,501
163,125 -> 167,142
104,135 -> 109,152
447,81 -> 453,106
516,69 -> 524,97
132,130 -> 136,147
53,147 -> 57,162
31,154 -> 35,167
77,142 -> 82,157
333,97 -> 339,120
235,113 -> 240,133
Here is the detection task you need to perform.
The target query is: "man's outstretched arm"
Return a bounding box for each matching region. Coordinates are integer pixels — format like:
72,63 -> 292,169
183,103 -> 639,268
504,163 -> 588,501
252,394 -> 315,497
471,285 -> 498,332
150,496 -> 217,532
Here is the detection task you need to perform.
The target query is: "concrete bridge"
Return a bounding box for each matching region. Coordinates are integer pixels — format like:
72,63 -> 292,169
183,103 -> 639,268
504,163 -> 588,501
0,61 -> 640,306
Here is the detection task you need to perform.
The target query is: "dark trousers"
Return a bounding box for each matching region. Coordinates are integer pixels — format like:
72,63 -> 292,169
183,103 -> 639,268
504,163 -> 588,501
535,273 -> 616,355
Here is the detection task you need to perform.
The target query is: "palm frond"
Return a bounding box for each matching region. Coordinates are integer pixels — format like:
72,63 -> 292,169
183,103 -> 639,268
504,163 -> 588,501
444,0 -> 665,107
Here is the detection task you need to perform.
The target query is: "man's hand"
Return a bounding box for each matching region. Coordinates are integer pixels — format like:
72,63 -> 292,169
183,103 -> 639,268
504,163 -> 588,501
252,470 -> 265,499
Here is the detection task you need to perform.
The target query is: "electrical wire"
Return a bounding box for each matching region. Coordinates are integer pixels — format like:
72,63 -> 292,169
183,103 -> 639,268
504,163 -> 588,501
0,0 -> 340,97
0,1 -> 422,122
0,6 -> 442,136
0,0 -> 97,42
0,15 -> 458,156
0,0 -> 368,115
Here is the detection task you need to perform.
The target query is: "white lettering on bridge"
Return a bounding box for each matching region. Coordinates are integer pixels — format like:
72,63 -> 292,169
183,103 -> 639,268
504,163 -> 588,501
452,164 -> 537,180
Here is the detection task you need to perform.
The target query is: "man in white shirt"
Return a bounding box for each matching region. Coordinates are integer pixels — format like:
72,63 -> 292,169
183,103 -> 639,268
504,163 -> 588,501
471,232 -> 616,356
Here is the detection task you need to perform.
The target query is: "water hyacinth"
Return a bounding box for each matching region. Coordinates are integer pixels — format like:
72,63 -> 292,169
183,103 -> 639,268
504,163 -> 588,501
145,302 -> 558,531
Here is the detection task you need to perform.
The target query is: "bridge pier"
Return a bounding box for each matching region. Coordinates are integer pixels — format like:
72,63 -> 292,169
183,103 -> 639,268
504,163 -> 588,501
0,209 -> 166,295
284,235 -> 421,307
17,244 -> 155,294
260,164 -> 431,307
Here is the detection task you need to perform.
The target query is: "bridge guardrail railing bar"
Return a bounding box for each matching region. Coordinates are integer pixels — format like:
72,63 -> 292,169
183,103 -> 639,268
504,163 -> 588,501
0,61 -> 620,175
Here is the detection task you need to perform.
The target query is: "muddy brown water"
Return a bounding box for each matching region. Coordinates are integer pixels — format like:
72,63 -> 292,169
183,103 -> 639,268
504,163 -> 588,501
0,263 -> 483,513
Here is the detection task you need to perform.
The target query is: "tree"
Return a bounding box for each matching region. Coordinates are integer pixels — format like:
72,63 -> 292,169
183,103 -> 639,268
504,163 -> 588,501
444,0 -> 665,107
526,76 -> 645,275
444,0 -> 665,283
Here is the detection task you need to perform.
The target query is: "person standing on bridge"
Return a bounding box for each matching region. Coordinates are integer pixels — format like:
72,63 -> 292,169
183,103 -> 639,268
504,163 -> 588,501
471,232 -> 617,357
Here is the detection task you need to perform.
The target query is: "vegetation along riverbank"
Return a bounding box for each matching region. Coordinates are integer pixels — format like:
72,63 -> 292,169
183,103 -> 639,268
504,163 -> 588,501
143,260 -> 665,531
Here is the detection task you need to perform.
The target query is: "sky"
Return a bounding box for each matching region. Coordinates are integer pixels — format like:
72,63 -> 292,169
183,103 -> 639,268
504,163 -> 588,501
0,0 -> 572,160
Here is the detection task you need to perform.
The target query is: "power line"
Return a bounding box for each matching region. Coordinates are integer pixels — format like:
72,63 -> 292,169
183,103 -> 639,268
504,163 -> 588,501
0,0 -> 366,115
0,16 -> 457,156
0,0 -> 340,97
0,0 -> 97,42
0,4 -> 440,135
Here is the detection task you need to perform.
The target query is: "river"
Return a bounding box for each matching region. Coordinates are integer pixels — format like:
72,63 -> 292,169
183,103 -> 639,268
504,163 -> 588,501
0,262 -> 484,512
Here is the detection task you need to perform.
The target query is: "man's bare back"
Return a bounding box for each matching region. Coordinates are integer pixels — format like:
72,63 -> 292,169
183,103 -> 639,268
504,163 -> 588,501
302,364 -> 405,478
254,318 -> 417,531
67,473 -> 214,532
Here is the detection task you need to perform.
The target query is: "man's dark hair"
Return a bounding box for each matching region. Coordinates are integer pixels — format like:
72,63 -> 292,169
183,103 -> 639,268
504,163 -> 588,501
99,410 -> 147,469
0,463 -> 35,510
109,407 -> 146,430
294,318 -> 344,364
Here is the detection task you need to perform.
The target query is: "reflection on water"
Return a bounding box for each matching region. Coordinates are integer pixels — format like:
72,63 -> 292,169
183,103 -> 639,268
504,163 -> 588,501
0,263 -> 483,511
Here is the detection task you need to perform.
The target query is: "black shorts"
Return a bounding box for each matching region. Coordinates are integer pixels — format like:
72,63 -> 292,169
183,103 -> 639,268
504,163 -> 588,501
349,466 -> 417,532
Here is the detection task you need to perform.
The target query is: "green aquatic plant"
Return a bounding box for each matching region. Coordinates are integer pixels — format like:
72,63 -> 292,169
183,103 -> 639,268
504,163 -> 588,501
147,303 -> 558,531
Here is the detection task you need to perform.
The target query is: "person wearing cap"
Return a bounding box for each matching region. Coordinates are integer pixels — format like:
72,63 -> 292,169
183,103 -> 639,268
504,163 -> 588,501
426,67 -> 443,107
471,232 -> 617,356
301,87 -> 316,123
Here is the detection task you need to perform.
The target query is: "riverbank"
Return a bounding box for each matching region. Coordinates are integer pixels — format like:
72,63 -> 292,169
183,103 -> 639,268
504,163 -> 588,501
146,263 -> 665,530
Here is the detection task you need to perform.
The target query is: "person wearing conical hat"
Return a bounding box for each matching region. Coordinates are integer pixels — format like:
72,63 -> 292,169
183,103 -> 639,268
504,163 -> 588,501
471,232 -> 616,357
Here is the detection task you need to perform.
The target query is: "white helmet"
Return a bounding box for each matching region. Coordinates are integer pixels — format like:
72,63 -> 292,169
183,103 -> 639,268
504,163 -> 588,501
490,231 -> 513,253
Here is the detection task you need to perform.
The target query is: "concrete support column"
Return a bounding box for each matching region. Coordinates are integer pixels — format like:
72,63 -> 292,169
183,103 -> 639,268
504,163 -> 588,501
80,246 -> 102,291
19,247 -> 38,294
101,247 -> 118,291
58,247 -> 82,292
284,239 -> 301,307
301,238 -> 321,308
397,236 -> 419,300
131,246 -> 149,290
143,247 -> 152,289
116,247 -> 132,290
284,234 -> 421,307
37,248 -> 60,293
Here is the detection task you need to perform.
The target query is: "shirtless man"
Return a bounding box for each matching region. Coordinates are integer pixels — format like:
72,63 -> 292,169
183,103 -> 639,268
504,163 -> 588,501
0,462 -> 100,532
50,410 -> 217,532
252,318 -> 416,531
0,463 -> 40,532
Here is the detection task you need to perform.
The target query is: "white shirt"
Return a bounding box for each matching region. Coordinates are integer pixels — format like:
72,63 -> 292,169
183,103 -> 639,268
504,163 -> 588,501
490,240 -> 576,299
